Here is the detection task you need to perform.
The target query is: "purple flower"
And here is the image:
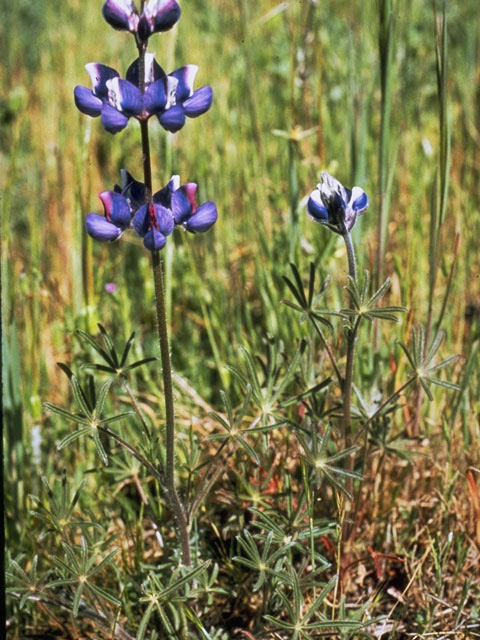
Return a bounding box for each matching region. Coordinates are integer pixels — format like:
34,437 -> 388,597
169,182 -> 218,233
105,282 -> 118,293
102,0 -> 181,41
85,171 -> 217,251
307,172 -> 369,234
132,175 -> 218,250
158,66 -> 213,133
74,55 -> 178,134
85,191 -> 132,242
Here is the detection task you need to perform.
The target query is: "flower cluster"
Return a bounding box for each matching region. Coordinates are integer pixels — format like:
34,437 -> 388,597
307,172 -> 369,234
74,54 -> 212,135
86,172 -> 218,251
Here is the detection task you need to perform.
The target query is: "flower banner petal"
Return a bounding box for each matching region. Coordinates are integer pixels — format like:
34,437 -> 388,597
86,63 -> 119,99
144,0 -> 181,33
126,55 -> 166,89
170,65 -> 198,101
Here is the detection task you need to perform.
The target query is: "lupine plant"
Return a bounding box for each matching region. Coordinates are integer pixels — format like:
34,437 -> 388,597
288,170 -> 459,550
74,0 -> 217,570
10,0 -> 218,635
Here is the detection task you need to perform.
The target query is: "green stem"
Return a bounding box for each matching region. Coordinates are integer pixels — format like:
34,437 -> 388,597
342,231 -> 359,540
151,251 -> 191,566
344,230 -> 357,283
137,43 -> 191,566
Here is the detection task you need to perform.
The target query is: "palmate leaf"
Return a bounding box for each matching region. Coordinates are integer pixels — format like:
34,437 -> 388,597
342,272 -> 406,324
46,366 -> 133,465
282,263 -> 334,329
398,325 -> 460,401
78,325 -> 157,376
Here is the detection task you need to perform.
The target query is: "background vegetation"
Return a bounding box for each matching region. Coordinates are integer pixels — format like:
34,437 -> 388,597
2,0 -> 480,637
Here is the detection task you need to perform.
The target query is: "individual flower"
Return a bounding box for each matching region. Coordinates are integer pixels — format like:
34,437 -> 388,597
74,55 -> 178,134
168,181 -> 218,233
85,191 -> 133,242
133,175 -> 218,250
307,171 -> 369,234
105,282 -> 118,294
102,0 -> 181,41
157,66 -> 213,133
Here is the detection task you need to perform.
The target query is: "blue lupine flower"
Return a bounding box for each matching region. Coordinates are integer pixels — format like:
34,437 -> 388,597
102,0 -> 181,41
74,55 -> 178,134
133,175 -> 218,250
86,191 -> 133,242
307,171 -> 369,234
168,181 -> 218,233
86,172 -> 217,250
158,66 -> 213,133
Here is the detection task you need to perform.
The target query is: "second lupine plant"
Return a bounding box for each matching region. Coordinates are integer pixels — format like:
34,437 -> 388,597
72,0 -> 218,566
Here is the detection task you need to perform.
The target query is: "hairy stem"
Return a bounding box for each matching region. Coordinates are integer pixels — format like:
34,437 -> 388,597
344,230 -> 357,283
342,231 -> 359,540
137,42 -> 191,566
151,251 -> 191,566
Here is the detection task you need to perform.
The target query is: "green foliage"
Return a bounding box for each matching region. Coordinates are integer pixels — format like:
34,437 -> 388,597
4,0 -> 479,637
398,325 -> 460,401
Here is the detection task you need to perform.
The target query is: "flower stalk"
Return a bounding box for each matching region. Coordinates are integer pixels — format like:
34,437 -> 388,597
137,41 -> 191,567
151,250 -> 191,566
342,232 -> 360,538
74,0 -> 217,571
306,172 -> 368,540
